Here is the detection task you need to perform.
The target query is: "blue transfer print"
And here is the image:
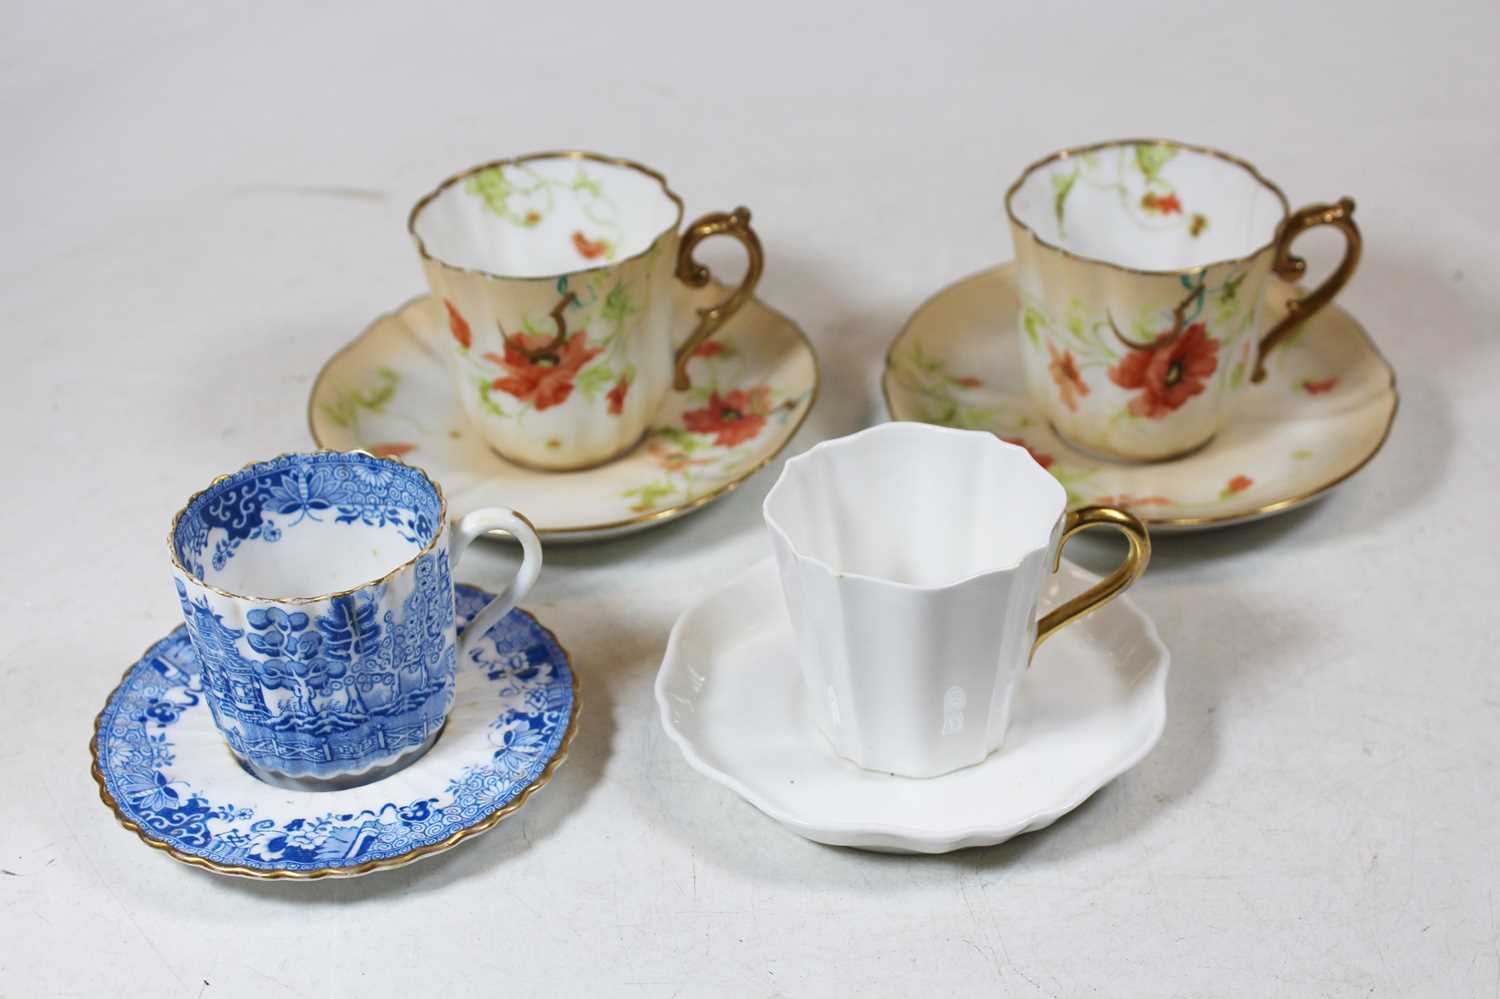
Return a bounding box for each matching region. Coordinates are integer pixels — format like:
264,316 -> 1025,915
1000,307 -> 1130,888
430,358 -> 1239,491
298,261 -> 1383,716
169,452 -> 459,781
173,451 -> 441,576
94,586 -> 573,874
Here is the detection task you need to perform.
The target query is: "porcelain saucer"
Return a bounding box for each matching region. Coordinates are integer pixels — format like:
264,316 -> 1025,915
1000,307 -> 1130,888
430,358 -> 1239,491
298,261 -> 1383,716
883,264 -> 1397,531
655,558 -> 1169,854
91,585 -> 578,880
309,285 -> 818,542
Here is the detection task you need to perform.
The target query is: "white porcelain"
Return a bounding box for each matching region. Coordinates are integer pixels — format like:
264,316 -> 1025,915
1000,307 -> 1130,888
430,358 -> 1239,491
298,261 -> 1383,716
308,289 -> 816,542
655,557 -> 1169,853
1006,139 -> 1362,460
409,151 -> 764,470
762,423 -> 1148,779
882,263 -> 1398,531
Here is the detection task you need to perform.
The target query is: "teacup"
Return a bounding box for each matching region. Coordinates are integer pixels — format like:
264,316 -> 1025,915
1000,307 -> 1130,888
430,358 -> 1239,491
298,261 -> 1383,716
763,423 -> 1150,778
1005,138 -> 1362,461
409,151 -> 764,471
168,450 -> 542,790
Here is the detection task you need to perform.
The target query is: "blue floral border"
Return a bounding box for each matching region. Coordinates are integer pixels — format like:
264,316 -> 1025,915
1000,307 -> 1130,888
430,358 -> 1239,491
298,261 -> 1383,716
92,585 -> 575,875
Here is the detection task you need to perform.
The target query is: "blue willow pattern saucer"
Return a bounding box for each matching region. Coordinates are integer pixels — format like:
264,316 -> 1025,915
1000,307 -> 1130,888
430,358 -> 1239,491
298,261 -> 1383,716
91,585 -> 578,879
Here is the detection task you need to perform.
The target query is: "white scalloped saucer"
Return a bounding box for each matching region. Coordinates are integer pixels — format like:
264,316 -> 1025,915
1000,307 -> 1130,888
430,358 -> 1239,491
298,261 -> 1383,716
655,558 -> 1169,854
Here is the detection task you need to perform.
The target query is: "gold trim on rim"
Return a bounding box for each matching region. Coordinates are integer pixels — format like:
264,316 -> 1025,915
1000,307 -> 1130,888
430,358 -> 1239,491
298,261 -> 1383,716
1003,137 -> 1294,278
880,264 -> 1399,531
167,449 -> 450,605
89,606 -> 581,881
407,150 -> 687,285
306,293 -> 820,540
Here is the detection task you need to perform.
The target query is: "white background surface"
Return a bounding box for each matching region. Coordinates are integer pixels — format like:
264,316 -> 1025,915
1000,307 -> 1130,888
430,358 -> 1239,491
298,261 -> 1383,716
3,2 -> 1497,996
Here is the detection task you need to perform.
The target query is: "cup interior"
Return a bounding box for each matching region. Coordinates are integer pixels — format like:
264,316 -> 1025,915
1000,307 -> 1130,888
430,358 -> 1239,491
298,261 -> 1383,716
410,153 -> 683,278
1007,140 -> 1289,271
764,424 -> 1065,588
172,452 -> 443,599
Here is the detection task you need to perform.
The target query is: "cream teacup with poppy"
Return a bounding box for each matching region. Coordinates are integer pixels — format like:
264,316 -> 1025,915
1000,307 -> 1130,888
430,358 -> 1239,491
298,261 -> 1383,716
1005,138 -> 1361,461
410,151 -> 764,471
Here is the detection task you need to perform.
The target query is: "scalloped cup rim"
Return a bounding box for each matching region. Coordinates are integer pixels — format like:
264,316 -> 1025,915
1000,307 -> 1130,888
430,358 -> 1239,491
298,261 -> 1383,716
407,149 -> 687,284
168,449 -> 449,606
761,422 -> 1067,593
1003,136 -> 1294,276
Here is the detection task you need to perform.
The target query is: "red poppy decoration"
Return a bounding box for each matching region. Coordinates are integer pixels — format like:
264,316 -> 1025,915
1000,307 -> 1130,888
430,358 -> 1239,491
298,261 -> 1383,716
445,301 -> 472,349
954,375 -> 983,388
606,374 -> 631,416
691,340 -> 727,359
1001,437 -> 1054,470
571,231 -> 608,260
1142,192 -> 1183,215
369,442 -> 415,458
483,332 -> 602,411
1226,475 -> 1253,494
1047,342 -> 1089,412
1108,323 -> 1220,419
1303,377 -> 1338,395
682,386 -> 772,447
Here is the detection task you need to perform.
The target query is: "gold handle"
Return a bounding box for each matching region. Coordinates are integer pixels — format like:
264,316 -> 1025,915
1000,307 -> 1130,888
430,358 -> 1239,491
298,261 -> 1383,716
1252,197 -> 1361,383
672,206 -> 764,390
1032,506 -> 1151,656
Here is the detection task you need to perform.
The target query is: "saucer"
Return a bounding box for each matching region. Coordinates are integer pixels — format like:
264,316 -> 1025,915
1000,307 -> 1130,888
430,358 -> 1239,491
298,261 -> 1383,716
91,585 -> 578,880
883,264 -> 1397,530
654,558 -> 1168,854
309,285 -> 818,542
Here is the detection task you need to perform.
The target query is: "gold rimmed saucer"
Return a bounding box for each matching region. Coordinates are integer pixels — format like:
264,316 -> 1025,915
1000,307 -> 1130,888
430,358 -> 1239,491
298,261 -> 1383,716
91,590 -> 578,880
309,283 -> 817,542
883,264 -> 1397,531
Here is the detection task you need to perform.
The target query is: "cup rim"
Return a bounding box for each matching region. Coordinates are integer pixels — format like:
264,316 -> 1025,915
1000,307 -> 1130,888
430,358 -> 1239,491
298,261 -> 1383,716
1004,137 -> 1294,277
762,423 -> 1066,592
167,449 -> 450,606
407,149 -> 687,284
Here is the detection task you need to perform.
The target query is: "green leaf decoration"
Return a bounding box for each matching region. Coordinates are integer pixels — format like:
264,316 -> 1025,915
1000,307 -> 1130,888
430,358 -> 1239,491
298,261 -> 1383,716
1230,362 -> 1245,390
574,363 -> 616,402
1051,169 -> 1079,232
1134,143 -> 1176,184
465,168 -> 516,218
570,169 -> 603,198
1291,449 -> 1313,461
478,380 -> 508,419
624,480 -> 675,512
1022,305 -> 1046,347
319,368 -> 398,429
600,282 -> 636,326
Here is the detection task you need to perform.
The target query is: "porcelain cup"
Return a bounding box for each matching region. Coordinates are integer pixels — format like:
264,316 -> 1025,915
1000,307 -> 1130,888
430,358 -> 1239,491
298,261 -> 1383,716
409,151 -> 764,471
169,450 -> 542,790
762,423 -> 1150,778
1005,138 -> 1362,461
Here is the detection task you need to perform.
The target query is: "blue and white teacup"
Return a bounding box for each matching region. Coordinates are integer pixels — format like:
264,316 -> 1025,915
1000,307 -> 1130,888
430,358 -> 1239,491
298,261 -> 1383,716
168,450 -> 542,790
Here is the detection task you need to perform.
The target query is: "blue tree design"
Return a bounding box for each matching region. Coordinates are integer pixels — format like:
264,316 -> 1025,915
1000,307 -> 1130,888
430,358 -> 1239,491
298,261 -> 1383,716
246,608 -> 346,718
316,593 -> 384,716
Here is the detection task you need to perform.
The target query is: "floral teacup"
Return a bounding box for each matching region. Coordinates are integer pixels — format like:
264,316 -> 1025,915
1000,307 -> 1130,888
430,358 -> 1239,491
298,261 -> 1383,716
169,451 -> 542,790
1005,138 -> 1362,461
409,151 -> 764,471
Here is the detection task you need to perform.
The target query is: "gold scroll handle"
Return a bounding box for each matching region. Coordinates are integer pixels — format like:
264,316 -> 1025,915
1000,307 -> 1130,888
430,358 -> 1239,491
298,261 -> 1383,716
1252,196 -> 1362,383
1032,506 -> 1152,656
672,206 -> 764,391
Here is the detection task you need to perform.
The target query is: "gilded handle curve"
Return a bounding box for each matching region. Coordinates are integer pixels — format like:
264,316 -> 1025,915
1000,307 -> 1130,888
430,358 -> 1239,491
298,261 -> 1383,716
672,206 -> 764,391
1032,506 -> 1151,657
1252,197 -> 1361,383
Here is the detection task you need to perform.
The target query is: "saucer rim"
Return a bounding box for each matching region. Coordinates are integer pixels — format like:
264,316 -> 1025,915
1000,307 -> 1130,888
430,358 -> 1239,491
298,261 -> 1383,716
307,291 -> 820,541
88,592 -> 581,881
653,557 -> 1170,853
881,262 -> 1399,531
